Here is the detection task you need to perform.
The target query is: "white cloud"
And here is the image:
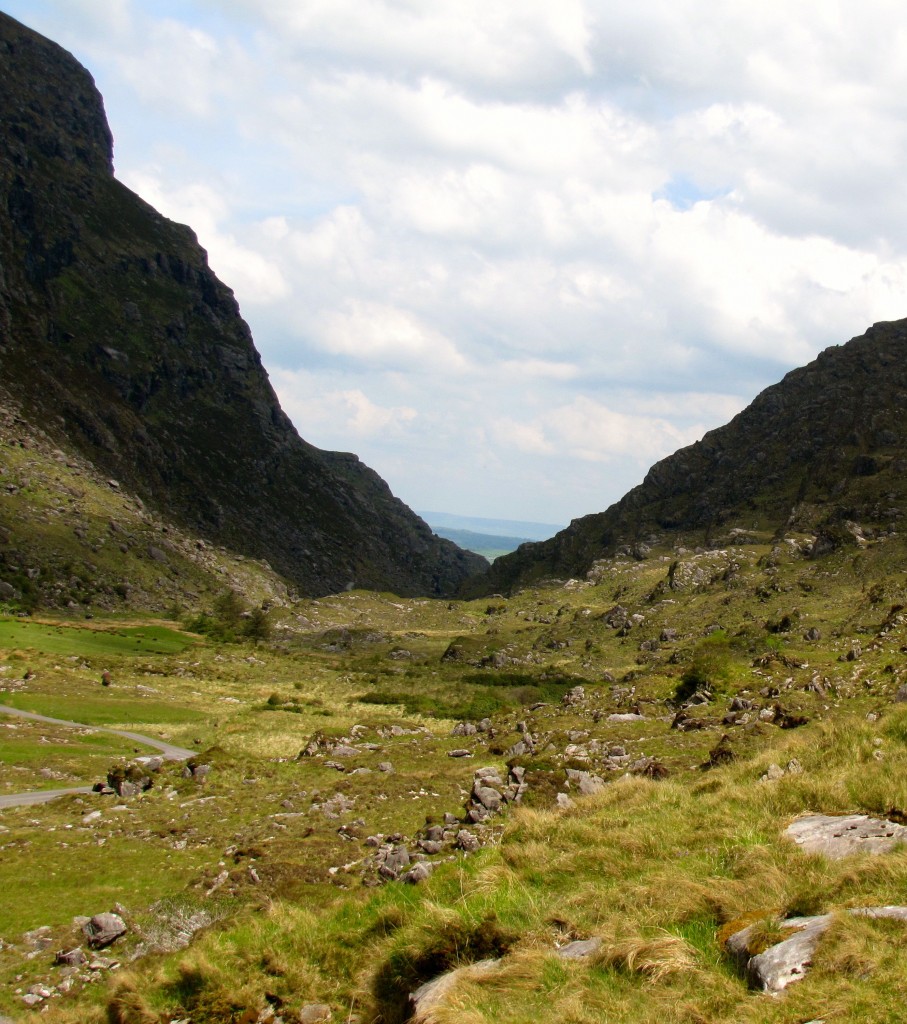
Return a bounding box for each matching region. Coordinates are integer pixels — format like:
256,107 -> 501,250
272,370 -> 417,440
313,301 -> 468,372
10,0 -> 907,522
492,396 -> 704,465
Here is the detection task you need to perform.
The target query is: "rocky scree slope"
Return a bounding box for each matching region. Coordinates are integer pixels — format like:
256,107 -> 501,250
473,319 -> 907,594
0,12 -> 485,598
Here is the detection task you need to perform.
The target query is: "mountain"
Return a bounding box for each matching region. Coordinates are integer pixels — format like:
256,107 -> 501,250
0,12 -> 486,599
472,318 -> 907,594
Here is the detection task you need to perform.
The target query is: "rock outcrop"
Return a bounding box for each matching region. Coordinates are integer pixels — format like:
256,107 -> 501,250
0,12 -> 485,598
470,319 -> 907,594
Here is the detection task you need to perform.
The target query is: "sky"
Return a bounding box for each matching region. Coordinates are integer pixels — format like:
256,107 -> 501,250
7,1 -> 907,526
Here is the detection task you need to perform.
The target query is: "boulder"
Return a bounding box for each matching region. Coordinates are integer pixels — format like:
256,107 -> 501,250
297,1005 -> 332,1023
785,813 -> 907,859
456,829 -> 480,853
726,914 -> 832,993
409,959 -> 499,1022
82,912 -> 127,949
556,937 -> 602,959
725,906 -> 907,993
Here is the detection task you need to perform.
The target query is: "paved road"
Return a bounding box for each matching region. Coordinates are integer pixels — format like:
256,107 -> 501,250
0,703 -> 197,809
0,785 -> 94,809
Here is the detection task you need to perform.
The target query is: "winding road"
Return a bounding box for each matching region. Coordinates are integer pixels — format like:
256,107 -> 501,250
0,703 -> 196,809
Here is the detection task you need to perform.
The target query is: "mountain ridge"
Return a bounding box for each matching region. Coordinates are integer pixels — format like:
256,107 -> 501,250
0,11 -> 486,600
470,319 -> 907,594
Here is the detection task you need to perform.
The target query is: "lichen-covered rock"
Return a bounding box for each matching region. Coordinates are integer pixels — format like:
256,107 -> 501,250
786,813 -> 907,859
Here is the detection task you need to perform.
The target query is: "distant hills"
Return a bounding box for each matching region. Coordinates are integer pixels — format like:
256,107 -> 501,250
419,512 -> 565,561
0,12 -> 485,600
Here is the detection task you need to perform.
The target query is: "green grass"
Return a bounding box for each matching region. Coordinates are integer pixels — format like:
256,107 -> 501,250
1,530 -> 907,1021
0,692 -> 207,727
0,618 -> 194,656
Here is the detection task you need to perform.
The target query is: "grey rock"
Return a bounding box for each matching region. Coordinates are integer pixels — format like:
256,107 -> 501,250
297,1004 -> 332,1023
556,937 -> 602,959
409,960 -> 498,1021
451,722 -> 477,736
473,785 -> 502,812
727,906 -> 907,993
565,768 -> 605,795
82,912 -> 127,949
55,947 -> 88,966
746,915 -> 831,992
786,813 -> 907,859
448,749 -> 473,758
418,839 -> 443,855
404,861 -> 433,884
455,829 -> 480,852
381,844 -> 410,877
607,712 -> 645,722
506,739 -> 530,757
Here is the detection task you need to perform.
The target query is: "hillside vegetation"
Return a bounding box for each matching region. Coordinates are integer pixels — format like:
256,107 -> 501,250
4,506 -> 907,1022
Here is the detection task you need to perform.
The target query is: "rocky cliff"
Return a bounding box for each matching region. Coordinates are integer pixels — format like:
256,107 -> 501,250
474,318 -> 907,593
0,12 -> 485,598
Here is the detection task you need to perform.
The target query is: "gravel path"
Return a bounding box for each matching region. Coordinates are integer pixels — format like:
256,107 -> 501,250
0,703 -> 196,808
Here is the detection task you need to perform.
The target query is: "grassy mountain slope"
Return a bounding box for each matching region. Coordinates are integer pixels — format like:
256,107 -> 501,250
0,12 -> 485,599
472,319 -> 907,595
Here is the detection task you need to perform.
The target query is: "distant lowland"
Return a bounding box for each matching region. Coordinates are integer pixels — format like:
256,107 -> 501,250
418,511 -> 565,560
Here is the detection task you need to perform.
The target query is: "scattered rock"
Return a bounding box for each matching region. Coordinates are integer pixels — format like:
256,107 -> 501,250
451,722 -> 477,736
55,947 -> 88,967
456,829 -> 480,853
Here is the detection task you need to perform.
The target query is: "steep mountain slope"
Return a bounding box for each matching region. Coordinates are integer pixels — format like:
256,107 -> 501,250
0,12 -> 485,599
474,318 -> 907,593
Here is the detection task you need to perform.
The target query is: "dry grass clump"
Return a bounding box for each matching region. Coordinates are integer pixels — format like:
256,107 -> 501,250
105,975 -> 160,1024
596,931 -> 700,982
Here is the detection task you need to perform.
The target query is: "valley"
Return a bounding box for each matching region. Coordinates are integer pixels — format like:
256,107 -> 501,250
3,10 -> 907,1022
3,517 -> 907,1022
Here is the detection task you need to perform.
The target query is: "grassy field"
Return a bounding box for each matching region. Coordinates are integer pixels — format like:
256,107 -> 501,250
2,531 -> 907,1021
0,619 -> 194,657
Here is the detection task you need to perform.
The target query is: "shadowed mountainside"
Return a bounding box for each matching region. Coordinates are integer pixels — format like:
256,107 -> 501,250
0,12 -> 485,598
471,319 -> 907,594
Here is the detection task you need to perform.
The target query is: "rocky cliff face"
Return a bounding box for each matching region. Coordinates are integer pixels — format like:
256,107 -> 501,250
0,12 -> 485,598
474,318 -> 907,594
